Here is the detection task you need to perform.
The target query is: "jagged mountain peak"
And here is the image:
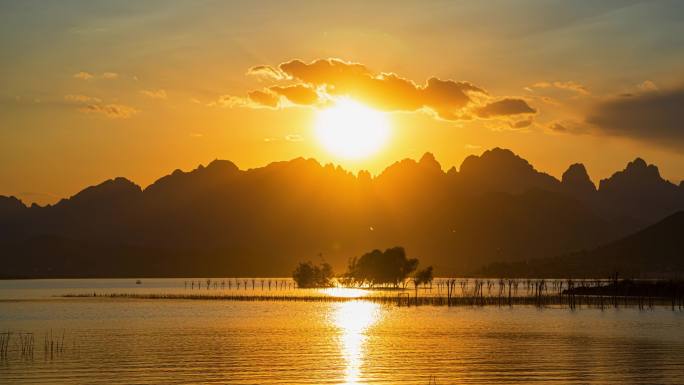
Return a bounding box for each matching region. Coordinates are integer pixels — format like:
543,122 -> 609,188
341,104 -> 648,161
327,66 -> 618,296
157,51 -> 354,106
56,177 -> 141,208
0,195 -> 27,212
598,157 -> 681,222
562,163 -> 590,182
146,159 -> 242,194
205,159 -> 240,173
460,147 -> 538,175
624,157 -> 660,177
600,157 -> 671,190
419,152 -> 441,169
458,147 -> 559,193
561,163 -> 596,199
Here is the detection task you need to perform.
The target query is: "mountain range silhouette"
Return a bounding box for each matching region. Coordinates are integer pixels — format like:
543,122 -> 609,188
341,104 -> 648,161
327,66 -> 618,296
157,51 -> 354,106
1,147 -> 683,278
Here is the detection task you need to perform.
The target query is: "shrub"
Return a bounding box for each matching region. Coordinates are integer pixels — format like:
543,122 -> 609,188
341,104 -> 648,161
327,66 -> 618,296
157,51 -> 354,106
292,261 -> 334,288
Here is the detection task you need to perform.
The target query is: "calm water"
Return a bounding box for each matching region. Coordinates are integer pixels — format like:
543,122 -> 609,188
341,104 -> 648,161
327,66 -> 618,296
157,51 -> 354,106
1,279 -> 683,384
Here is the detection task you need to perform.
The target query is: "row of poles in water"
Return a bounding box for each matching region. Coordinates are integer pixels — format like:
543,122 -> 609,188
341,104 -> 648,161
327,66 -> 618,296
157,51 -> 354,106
179,277 -> 683,310
182,278 -> 600,295
185,279 -> 294,291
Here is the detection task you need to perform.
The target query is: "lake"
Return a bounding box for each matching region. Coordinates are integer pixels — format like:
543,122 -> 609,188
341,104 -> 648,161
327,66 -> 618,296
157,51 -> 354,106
1,279 -> 683,384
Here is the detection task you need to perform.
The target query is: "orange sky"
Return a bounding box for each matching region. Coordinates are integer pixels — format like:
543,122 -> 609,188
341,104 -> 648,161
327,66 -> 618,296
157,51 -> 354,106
2,1 -> 684,205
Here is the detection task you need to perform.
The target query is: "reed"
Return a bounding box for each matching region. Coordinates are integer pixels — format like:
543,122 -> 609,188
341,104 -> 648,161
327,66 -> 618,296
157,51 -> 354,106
19,332 -> 34,358
0,331 -> 9,359
44,330 -> 65,359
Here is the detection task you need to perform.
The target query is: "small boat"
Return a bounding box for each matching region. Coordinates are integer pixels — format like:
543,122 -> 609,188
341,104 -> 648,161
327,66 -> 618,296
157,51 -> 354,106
135,279 -> 142,285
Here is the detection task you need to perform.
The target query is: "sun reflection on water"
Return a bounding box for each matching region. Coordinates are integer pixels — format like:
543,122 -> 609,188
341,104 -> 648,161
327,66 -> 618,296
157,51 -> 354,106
332,301 -> 381,385
321,287 -> 369,298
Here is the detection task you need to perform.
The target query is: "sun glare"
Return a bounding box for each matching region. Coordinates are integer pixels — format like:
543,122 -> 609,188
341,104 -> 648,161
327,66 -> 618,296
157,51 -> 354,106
314,98 -> 390,159
321,287 -> 369,298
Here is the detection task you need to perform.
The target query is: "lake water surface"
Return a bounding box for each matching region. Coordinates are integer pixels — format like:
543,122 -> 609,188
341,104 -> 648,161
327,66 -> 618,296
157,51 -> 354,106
1,279 -> 683,384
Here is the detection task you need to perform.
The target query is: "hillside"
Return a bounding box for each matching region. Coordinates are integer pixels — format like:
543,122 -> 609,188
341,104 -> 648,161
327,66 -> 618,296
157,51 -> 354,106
479,211 -> 684,278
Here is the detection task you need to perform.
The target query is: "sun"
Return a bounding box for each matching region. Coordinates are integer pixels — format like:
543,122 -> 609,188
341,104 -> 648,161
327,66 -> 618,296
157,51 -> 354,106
314,98 -> 390,159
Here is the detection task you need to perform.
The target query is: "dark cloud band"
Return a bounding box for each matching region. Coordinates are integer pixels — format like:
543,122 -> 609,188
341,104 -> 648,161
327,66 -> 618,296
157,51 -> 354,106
587,88 -> 684,149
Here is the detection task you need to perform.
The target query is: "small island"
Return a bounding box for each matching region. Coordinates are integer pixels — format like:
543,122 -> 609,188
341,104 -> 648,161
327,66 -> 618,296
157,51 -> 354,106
292,246 -> 433,292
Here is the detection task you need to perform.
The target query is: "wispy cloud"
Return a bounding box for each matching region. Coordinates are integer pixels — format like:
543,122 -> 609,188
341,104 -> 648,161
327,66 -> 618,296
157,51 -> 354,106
246,65 -> 287,81
64,94 -> 101,103
79,103 -> 138,119
263,134 -> 305,143
73,71 -> 120,81
139,89 -> 167,99
547,120 -> 590,135
531,81 -> 590,95
285,134 -> 304,142
73,71 -> 94,80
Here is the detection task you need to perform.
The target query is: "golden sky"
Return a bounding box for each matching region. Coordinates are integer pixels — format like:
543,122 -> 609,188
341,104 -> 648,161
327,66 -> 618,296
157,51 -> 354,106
2,1 -> 684,205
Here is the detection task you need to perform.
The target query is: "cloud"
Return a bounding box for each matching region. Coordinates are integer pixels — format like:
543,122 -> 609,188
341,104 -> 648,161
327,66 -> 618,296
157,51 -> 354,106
285,134 -> 304,142
207,95 -> 241,108
64,94 -> 101,103
549,122 -> 569,133
140,89 -> 167,99
422,77 -> 488,120
73,71 -> 120,80
247,90 -> 279,108
247,65 -> 287,80
532,81 -> 590,95
536,95 -> 561,106
220,85 -> 319,109
79,103 -> 138,119
263,135 -> 304,143
279,58 -> 368,86
547,120 -> 590,135
586,88 -> 684,149
65,94 -> 136,118
475,98 -> 536,118
73,71 -> 94,80
269,85 -> 319,105
637,80 -> 658,92
509,118 -> 533,129
231,58 -> 532,122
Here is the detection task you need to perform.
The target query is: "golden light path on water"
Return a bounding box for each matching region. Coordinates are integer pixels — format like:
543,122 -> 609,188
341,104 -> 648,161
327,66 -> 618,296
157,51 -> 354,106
320,287 -> 369,298
332,300 -> 382,385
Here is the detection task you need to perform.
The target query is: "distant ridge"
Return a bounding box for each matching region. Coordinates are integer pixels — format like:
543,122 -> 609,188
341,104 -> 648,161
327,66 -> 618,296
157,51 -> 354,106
479,211 -> 684,278
1,147 -> 683,278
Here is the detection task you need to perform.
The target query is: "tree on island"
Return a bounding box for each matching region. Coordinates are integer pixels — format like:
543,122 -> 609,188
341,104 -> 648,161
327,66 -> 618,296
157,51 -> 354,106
412,266 -> 434,297
345,246 -> 421,288
292,261 -> 334,288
